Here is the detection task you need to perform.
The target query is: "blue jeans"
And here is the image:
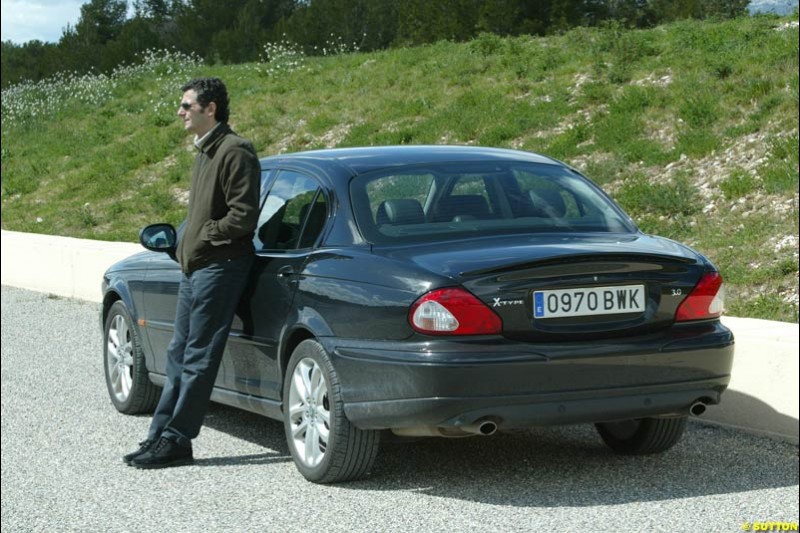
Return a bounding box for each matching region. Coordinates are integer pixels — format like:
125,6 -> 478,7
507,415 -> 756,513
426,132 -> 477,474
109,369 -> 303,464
148,255 -> 253,447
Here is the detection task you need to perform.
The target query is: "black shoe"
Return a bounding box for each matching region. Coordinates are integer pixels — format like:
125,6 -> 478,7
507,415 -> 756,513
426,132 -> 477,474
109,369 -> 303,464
123,438 -> 157,465
130,437 -> 193,470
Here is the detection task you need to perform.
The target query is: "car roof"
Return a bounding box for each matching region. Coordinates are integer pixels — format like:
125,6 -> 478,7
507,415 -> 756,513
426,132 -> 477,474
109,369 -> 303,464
259,145 -> 562,175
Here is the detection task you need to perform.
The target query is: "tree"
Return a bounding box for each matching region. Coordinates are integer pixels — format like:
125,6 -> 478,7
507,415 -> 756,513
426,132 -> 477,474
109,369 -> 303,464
478,0 -> 526,36
703,0 -> 751,18
2,0 -> 754,88
102,17 -> 163,71
75,0 -> 129,45
172,0 -> 243,59
603,0 -> 655,27
1,40 -> 61,87
396,0 -> 482,44
133,0 -> 172,20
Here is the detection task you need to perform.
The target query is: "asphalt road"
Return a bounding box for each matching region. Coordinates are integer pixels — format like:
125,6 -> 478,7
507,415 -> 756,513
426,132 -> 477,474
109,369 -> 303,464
2,286 -> 797,532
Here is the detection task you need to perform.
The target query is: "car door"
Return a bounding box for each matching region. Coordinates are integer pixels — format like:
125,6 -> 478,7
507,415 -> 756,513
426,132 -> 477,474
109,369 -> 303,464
222,169 -> 329,400
139,253 -> 183,375
140,166 -> 276,383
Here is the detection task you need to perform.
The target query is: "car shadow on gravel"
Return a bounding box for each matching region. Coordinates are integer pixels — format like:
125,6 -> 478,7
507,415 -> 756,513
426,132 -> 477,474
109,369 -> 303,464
341,422 -> 799,507
195,403 -> 293,467
192,451 -> 292,467
192,404 -> 798,505
704,390 -> 799,442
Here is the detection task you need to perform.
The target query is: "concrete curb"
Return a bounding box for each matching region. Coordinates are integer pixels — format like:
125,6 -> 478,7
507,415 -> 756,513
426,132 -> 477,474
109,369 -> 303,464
2,229 -> 797,442
1,230 -> 140,302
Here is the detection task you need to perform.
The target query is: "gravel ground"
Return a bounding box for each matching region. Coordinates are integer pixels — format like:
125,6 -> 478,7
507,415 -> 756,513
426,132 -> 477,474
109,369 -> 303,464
2,286 -> 797,532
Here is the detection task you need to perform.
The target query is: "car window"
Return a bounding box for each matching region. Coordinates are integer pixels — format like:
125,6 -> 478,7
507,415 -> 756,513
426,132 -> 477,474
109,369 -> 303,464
297,189 -> 327,249
449,176 -> 494,214
259,168 -> 275,207
254,170 -> 326,251
430,174 -> 500,222
351,162 -> 635,244
513,170 -> 584,219
365,173 -> 434,223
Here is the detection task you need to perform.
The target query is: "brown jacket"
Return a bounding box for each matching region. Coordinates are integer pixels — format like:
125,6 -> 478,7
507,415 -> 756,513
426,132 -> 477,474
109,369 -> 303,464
177,124 -> 260,273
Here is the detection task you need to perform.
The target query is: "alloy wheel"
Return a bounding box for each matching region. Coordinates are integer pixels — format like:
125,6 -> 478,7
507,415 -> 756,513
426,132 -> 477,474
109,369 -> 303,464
288,357 -> 331,468
106,314 -> 134,403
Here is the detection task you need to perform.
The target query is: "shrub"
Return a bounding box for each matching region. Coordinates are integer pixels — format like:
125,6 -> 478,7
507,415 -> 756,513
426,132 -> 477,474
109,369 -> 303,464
720,168 -> 757,199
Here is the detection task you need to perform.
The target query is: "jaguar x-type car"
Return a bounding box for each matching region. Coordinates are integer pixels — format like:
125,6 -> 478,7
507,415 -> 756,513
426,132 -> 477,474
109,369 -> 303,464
102,145 -> 734,483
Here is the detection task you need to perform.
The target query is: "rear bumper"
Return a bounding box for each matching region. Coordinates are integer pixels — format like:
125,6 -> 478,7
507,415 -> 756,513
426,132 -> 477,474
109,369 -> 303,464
322,321 -> 734,430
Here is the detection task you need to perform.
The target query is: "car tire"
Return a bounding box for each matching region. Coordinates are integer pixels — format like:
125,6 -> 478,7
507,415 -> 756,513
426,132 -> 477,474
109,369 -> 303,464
283,339 -> 380,483
103,300 -> 160,414
595,416 -> 688,455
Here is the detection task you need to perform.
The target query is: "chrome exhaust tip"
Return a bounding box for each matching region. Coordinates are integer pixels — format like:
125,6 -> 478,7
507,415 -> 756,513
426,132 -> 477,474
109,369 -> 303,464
390,418 -> 500,438
690,401 -> 707,417
477,420 -> 498,436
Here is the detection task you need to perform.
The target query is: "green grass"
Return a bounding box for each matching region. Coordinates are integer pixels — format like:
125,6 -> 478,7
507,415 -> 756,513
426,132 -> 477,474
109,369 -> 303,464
720,169 -> 758,200
1,17 -> 798,322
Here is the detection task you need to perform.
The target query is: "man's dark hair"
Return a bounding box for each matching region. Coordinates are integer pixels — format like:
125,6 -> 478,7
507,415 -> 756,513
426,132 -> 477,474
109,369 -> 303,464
182,77 -> 230,124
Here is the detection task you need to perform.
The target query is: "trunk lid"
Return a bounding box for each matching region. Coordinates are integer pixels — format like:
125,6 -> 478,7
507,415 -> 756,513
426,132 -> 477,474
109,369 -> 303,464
374,233 -> 708,340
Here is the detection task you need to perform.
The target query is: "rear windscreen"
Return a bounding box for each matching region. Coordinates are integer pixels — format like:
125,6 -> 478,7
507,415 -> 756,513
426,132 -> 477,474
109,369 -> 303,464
350,161 -> 636,244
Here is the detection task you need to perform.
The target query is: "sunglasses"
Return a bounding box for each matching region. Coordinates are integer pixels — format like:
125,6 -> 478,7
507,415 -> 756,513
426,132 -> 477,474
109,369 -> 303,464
179,102 -> 194,110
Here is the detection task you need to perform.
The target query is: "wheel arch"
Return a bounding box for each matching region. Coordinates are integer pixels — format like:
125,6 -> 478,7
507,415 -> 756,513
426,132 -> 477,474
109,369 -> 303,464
102,278 -> 138,328
102,291 -> 122,328
279,328 -> 317,391
102,278 -> 154,372
278,305 -> 335,395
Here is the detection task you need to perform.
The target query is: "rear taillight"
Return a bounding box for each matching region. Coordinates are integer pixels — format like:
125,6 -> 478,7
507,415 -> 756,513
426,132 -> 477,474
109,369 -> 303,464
410,288 -> 502,335
675,272 -> 725,322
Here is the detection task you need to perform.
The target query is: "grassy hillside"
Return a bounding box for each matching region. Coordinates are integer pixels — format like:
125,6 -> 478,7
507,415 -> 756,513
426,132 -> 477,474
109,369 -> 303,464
2,17 -> 798,322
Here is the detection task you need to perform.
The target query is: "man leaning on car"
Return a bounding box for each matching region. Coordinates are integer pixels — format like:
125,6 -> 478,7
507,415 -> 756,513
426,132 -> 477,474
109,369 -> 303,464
124,77 -> 260,469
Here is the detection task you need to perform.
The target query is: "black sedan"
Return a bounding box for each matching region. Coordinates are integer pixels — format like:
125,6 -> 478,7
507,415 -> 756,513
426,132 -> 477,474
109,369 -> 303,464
101,145 -> 734,483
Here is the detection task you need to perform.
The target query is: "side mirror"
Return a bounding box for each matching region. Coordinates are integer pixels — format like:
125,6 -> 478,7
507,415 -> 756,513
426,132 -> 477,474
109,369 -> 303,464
140,224 -> 178,261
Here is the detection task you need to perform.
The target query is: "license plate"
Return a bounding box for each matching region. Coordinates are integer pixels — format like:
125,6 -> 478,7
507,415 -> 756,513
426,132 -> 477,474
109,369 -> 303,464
533,284 -> 645,319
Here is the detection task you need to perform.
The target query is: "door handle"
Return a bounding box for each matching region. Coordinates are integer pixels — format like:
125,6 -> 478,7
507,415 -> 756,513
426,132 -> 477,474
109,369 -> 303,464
277,265 -> 296,278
